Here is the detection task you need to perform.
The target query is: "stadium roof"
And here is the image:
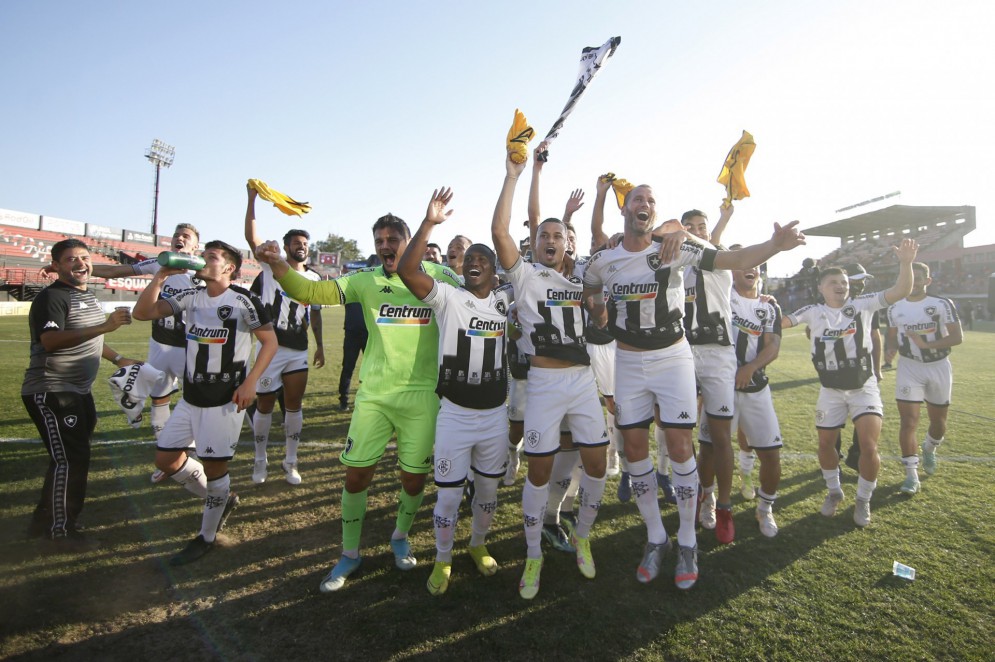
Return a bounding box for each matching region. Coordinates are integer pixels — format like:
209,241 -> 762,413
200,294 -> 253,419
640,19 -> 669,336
803,205 -> 976,239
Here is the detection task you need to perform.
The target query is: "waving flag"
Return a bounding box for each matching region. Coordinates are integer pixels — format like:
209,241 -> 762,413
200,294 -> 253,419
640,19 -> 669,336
538,36 -> 622,161
247,178 -> 312,216
716,131 -> 756,208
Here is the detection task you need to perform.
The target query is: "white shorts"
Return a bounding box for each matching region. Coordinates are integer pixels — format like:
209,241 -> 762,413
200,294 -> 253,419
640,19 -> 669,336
508,377 -> 527,423
434,398 -> 508,486
255,345 -> 309,394
523,366 -> 608,456
815,378 -> 883,429
691,344 -> 736,419
731,387 -> 783,449
157,399 -> 245,460
146,341 -> 183,398
895,358 -> 952,407
614,343 -> 697,429
587,341 -> 616,397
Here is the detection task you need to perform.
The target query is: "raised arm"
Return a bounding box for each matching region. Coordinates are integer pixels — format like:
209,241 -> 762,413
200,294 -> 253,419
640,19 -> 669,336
883,239 -> 919,305
492,154 -> 528,271
132,267 -> 185,321
713,221 -> 806,271
562,188 -> 585,227
591,176 -> 612,250
527,142 -> 546,251
709,203 -> 734,248
245,185 -> 261,253
399,188 -> 453,300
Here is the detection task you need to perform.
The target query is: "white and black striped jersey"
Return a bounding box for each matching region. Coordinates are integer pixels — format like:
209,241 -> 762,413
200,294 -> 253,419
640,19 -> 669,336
505,257 -> 589,365
887,295 -> 959,363
166,284 -> 270,408
730,290 -> 781,393
133,258 -> 203,348
506,303 -> 531,380
250,263 -> 320,351
583,240 -> 718,350
787,291 -> 888,390
423,282 -> 513,409
684,250 -> 733,345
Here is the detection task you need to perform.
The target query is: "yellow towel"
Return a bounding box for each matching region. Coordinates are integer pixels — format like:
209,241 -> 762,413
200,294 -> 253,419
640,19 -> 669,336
600,172 -> 636,209
506,109 -> 534,164
716,131 -> 756,209
247,179 -> 311,216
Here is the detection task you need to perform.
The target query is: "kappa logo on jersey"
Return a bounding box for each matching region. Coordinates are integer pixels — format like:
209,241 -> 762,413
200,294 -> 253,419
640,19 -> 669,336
380,286 -> 394,294
525,430 -> 540,447
611,282 -> 658,301
436,457 -> 452,476
187,324 -> 230,344
608,264 -> 619,274
646,254 -> 663,271
467,317 -> 505,337
842,305 -> 856,318
538,270 -> 551,278
376,303 -> 432,325
545,289 -> 582,306
43,321 -> 60,330
64,415 -> 78,428
719,405 -> 730,413
495,300 -> 508,316
463,299 -> 477,310
678,411 -> 691,420
217,305 -> 233,321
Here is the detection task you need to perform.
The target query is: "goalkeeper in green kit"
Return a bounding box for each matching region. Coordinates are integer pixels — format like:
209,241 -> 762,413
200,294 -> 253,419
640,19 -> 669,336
255,213 -> 459,593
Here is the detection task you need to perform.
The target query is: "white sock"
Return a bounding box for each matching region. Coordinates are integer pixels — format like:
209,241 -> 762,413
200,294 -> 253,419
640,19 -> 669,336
757,488 -> 776,512
564,454 -> 583,501
199,473 -> 230,543
470,475 -> 499,547
575,471 -> 607,538
150,403 -> 170,440
739,450 -> 755,476
629,457 -> 667,545
901,455 -> 920,479
613,421 -> 628,472
671,457 -> 699,548
433,486 -> 462,562
169,456 -> 207,498
253,412 -> 272,463
284,408 -> 303,464
654,426 -> 671,475
923,433 -> 943,452
856,476 -> 876,501
822,468 -> 842,492
522,478 -> 549,559
544,450 -> 576,524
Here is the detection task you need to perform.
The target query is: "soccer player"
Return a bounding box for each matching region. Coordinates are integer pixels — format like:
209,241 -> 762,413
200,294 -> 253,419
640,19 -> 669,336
493,149 -> 609,600
397,187 -> 512,596
679,205 -> 739,543
727,258 -> 784,537
337,302 -> 367,411
886,262 -> 962,491
255,213 -> 459,593
245,187 -> 325,485
51,224 -> 202,454
134,241 -> 278,565
23,239 -> 136,549
447,235 -> 472,276
425,243 -> 444,264
781,239 -> 918,527
582,185 -> 804,589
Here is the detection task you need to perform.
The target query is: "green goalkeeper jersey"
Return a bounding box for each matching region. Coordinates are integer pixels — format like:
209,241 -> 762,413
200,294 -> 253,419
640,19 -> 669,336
277,262 -> 460,395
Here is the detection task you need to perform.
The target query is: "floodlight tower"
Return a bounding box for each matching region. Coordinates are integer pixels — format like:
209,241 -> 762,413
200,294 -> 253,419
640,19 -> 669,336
145,139 -> 175,236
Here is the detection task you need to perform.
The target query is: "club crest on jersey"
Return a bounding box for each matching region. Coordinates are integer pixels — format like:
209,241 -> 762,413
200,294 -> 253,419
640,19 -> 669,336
646,254 -> 663,271
842,305 -> 856,318
64,415 -> 78,428
218,305 -> 233,320
925,306 -> 936,316
376,303 -> 432,325
568,275 -> 582,285
755,307 -> 768,321
495,300 -> 508,316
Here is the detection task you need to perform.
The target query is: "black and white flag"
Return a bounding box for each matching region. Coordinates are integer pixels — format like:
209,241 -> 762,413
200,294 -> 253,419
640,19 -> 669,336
539,36 -> 621,161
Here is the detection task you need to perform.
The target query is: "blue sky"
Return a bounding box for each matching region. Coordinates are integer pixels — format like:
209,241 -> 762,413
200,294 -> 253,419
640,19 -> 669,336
2,0 -> 992,275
